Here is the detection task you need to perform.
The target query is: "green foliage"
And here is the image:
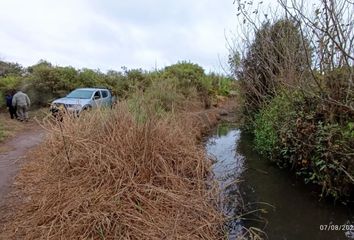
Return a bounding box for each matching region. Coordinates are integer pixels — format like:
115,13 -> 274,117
162,61 -> 235,108
254,87 -> 354,200
125,62 -> 236,122
216,123 -> 236,137
24,63 -> 95,106
0,60 -> 233,111
254,92 -> 297,160
217,77 -> 233,96
310,123 -> 354,198
127,76 -> 197,122
77,68 -> 104,88
105,68 -> 154,98
125,68 -> 152,92
344,122 -> 354,139
163,61 -> 207,94
0,76 -> 22,107
0,60 -> 23,77
207,73 -> 234,96
254,112 -> 278,158
0,76 -> 21,90
232,15 -> 353,200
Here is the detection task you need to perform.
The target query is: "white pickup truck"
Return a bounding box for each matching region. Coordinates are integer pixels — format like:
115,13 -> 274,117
50,88 -> 117,115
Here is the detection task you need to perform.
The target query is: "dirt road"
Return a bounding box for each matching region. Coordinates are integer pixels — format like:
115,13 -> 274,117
0,126 -> 45,205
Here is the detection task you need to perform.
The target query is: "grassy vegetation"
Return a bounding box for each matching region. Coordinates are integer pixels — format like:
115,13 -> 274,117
0,106 -> 225,239
0,60 -> 235,143
0,60 -> 239,239
0,108 -> 50,143
0,114 -> 27,141
0,122 -> 4,142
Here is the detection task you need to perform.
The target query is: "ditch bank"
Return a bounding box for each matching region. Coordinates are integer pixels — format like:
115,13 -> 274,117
206,121 -> 354,239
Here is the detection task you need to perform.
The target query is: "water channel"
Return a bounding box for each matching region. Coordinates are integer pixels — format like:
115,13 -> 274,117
206,123 -> 354,240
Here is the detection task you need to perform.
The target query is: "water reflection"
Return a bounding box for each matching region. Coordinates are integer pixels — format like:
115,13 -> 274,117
206,123 -> 354,240
206,123 -> 245,239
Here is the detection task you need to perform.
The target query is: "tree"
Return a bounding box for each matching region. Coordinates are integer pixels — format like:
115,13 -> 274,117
0,60 -> 23,77
236,18 -> 311,116
164,61 -> 206,92
278,0 -> 354,111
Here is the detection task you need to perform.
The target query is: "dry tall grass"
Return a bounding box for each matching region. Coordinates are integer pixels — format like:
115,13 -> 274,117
0,104 -> 224,239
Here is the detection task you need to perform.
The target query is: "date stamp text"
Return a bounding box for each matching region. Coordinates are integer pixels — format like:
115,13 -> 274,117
320,224 -> 354,231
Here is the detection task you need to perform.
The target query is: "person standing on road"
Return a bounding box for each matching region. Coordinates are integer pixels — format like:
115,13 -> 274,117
5,91 -> 18,119
12,90 -> 31,122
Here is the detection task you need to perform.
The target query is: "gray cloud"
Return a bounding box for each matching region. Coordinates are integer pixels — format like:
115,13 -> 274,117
0,0 -> 237,73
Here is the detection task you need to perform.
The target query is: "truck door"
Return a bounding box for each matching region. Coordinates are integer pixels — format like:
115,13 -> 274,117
100,90 -> 110,107
92,90 -> 102,108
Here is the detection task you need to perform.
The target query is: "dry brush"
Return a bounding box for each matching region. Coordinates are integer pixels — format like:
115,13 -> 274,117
0,104 -> 224,239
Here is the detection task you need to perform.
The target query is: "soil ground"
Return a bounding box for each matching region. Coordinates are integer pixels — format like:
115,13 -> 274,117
0,115 -> 45,206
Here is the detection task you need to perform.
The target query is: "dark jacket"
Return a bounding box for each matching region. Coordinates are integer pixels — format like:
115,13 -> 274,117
6,95 -> 12,107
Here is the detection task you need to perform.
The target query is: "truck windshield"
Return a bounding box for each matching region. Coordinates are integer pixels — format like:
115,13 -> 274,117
66,90 -> 94,99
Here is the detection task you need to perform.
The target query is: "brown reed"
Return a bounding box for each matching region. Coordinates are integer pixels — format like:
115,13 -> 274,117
0,103 -> 224,239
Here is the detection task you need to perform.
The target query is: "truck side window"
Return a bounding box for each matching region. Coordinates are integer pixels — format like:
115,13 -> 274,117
101,90 -> 108,98
93,91 -> 101,99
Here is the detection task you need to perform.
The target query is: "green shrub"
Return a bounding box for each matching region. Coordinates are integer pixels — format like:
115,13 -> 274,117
0,60 -> 23,77
254,88 -> 354,200
254,91 -> 297,160
254,111 -> 278,158
207,74 -> 235,96
216,77 -> 233,96
163,61 -> 206,92
0,76 -> 22,107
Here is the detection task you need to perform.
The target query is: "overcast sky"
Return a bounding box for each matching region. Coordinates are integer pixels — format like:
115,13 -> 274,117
0,0 -> 238,73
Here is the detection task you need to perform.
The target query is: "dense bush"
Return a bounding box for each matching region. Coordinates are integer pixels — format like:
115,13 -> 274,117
0,61 -> 23,77
254,88 -> 354,200
163,61 -> 212,108
164,61 -> 206,92
231,12 -> 354,200
237,19 -> 310,119
25,62 -> 79,106
0,76 -> 22,106
254,92 -> 296,160
208,73 -> 235,96
0,60 -> 235,109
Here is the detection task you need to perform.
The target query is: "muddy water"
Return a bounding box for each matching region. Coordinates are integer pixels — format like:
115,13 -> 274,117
206,123 -> 354,240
